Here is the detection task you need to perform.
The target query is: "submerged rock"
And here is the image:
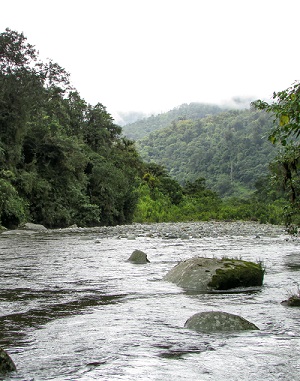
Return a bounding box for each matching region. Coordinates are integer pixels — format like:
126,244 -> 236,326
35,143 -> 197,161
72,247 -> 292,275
128,249 -> 150,264
0,347 -> 16,374
163,256 -> 264,291
185,311 -> 259,333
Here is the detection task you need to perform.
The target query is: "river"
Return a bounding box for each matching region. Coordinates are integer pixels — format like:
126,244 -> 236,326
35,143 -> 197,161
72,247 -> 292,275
0,221 -> 299,381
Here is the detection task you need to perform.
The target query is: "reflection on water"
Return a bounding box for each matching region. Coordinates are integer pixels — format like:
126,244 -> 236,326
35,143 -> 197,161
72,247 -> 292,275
0,223 -> 299,380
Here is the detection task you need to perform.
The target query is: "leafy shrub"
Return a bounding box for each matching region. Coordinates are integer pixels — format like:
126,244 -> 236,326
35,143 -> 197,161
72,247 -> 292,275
0,179 -> 28,228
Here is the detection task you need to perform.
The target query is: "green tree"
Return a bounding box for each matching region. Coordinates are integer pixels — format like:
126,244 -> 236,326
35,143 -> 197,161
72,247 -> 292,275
252,81 -> 300,144
252,81 -> 300,229
0,175 -> 27,228
84,103 -> 121,152
136,109 -> 277,197
142,163 -> 183,204
0,29 -> 143,228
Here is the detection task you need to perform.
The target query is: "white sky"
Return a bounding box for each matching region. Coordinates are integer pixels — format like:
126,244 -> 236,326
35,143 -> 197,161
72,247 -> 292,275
1,0 -> 300,122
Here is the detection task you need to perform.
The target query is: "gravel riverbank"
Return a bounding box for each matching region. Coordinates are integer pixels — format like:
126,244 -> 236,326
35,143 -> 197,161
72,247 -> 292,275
0,221 -> 290,240
53,220 -> 288,239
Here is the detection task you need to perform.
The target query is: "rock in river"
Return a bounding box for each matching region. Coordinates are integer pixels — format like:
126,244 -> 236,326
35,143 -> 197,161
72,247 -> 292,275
281,294 -> 300,307
0,347 -> 16,374
128,249 -> 150,264
23,222 -> 47,231
163,256 -> 264,291
185,311 -> 259,333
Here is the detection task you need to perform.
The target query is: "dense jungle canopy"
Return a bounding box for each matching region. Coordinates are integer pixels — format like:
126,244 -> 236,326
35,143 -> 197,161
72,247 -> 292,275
0,29 -> 299,230
0,29 -> 144,228
129,108 -> 278,197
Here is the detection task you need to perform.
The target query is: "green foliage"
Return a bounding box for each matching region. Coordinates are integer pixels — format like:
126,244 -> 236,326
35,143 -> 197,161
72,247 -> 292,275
252,81 -> 300,229
122,102 -> 225,140
135,109 -> 278,197
133,184 -> 177,223
0,29 -> 142,228
207,259 -> 264,290
217,197 -> 284,225
0,28 -> 290,229
134,176 -> 221,223
0,177 -> 28,228
142,163 -> 183,205
133,170 -> 285,225
252,81 -> 300,144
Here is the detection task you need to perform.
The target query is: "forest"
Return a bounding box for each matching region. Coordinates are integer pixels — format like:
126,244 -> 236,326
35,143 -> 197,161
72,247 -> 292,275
0,29 -> 144,228
130,108 -> 278,198
0,29 -> 299,231
122,102 -> 225,140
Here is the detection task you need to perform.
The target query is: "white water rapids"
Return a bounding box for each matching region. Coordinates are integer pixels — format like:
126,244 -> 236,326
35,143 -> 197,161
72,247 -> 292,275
0,222 -> 299,380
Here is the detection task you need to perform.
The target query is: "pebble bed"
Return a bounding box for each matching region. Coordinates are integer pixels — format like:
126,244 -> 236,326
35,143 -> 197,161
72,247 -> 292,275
1,220 -> 291,240
53,220 -> 288,239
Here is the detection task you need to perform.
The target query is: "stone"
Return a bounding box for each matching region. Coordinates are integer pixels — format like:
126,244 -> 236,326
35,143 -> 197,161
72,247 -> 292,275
0,347 -> 16,374
184,311 -> 259,333
23,222 -> 47,231
281,295 -> 300,307
128,249 -> 150,264
163,256 -> 264,291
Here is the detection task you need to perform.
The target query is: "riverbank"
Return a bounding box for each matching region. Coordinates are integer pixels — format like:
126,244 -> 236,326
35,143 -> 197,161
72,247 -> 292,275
100,220 -> 287,239
1,220 -> 288,239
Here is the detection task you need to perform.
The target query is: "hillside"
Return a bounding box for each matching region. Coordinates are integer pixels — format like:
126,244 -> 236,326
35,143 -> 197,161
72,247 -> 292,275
122,102 -> 226,140
0,29 -> 143,229
134,109 -> 278,197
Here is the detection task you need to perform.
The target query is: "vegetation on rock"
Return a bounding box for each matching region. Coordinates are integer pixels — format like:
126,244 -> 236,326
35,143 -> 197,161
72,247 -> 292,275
282,287 -> 300,307
207,259 -> 264,290
164,257 -> 264,292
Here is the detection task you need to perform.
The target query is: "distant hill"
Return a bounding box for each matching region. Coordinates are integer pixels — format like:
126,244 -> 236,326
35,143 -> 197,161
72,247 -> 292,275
121,102 -> 227,140
132,108 -> 278,198
115,111 -> 149,126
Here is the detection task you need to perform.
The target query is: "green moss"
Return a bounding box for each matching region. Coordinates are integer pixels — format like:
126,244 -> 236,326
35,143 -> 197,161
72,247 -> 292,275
208,259 -> 265,290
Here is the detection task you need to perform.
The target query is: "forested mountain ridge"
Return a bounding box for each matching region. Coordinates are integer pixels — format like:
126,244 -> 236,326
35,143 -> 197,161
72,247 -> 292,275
122,102 -> 227,140
135,109 -> 278,197
0,29 -> 291,229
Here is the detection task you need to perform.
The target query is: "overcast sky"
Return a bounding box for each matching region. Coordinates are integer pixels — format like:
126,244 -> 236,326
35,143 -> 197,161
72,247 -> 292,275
2,0 -> 300,123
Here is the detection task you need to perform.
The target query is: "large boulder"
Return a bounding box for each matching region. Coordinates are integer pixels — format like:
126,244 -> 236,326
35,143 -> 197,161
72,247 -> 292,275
163,256 -> 264,291
185,311 -> 259,333
0,347 -> 16,374
128,249 -> 150,264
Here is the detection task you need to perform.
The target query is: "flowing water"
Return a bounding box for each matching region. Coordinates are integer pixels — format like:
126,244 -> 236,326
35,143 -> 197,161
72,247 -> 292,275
0,222 -> 299,381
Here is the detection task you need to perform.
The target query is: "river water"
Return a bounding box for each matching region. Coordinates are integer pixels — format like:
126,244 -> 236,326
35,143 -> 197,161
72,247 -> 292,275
0,221 -> 299,381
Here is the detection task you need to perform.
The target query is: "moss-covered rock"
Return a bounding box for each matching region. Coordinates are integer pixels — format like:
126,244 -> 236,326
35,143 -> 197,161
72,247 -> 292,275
0,347 -> 16,374
208,259 -> 264,290
185,311 -> 259,333
163,256 -> 264,291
